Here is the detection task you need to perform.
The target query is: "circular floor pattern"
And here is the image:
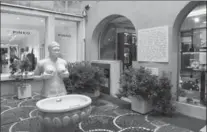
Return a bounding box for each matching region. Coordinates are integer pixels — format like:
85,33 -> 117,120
79,115 -> 119,132
113,113 -> 156,130
30,109 -> 38,117
155,125 -> 193,132
113,109 -> 136,116
87,129 -> 114,132
1,105 -> 11,113
91,107 -> 117,117
1,106 -> 35,125
9,117 -> 41,132
118,127 -> 154,132
18,99 -> 39,107
1,99 -> 22,108
32,94 -> 42,100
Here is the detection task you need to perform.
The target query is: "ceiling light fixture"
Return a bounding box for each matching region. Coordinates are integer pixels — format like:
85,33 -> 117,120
194,17 -> 200,23
16,17 -> 20,20
40,20 -> 44,22
203,21 -> 206,24
187,8 -> 206,17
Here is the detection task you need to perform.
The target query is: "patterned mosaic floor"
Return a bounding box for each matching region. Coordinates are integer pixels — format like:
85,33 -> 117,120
1,92 -> 194,132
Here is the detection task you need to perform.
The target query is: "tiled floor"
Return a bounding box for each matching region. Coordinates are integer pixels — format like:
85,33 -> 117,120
0,92 -> 203,132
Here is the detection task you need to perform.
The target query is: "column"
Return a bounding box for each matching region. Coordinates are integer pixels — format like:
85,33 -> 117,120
45,16 -> 55,57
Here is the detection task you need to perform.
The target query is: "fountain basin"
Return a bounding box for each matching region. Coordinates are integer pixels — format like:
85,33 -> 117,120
36,94 -> 92,132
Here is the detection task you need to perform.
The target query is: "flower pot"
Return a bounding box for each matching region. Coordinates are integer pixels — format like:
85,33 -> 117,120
129,96 -> 152,114
17,83 -> 32,99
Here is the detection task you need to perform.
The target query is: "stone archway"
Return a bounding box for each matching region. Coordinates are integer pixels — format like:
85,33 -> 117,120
91,14 -> 136,67
173,1 -> 206,120
173,1 -> 206,95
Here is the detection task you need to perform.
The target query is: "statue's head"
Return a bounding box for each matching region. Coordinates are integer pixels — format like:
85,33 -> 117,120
48,41 -> 60,58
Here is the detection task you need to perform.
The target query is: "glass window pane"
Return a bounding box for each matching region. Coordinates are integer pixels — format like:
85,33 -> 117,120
100,27 -> 116,60
179,3 -> 207,107
55,19 -> 77,62
1,13 -> 46,73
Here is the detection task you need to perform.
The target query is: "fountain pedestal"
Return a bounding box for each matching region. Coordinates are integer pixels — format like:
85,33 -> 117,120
36,94 -> 92,132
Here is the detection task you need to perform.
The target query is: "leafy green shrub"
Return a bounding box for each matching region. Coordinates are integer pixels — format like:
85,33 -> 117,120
118,67 -> 176,116
152,75 -> 176,116
119,66 -> 158,101
64,61 -> 105,94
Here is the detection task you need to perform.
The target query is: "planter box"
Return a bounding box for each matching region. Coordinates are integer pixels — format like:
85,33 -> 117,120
129,96 -> 152,114
200,125 -> 206,132
176,101 -> 206,120
17,83 -> 32,99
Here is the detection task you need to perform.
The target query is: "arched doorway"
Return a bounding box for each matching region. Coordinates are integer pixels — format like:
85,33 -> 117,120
92,15 -> 136,69
177,2 -> 206,107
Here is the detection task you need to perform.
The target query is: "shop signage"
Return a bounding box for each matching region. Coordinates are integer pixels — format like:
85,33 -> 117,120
13,30 -> 30,35
137,26 -> 169,62
58,34 -> 71,38
145,67 -> 159,76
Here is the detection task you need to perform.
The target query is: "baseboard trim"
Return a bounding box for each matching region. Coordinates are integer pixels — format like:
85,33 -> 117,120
176,101 -> 206,120
120,97 -> 206,121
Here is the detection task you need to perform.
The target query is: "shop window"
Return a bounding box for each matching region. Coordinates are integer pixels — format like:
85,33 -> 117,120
99,16 -> 136,69
100,25 -> 117,60
179,3 -> 207,106
1,13 -> 46,73
55,19 -> 77,62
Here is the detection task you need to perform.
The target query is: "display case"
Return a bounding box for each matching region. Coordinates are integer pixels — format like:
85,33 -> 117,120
117,32 -> 137,69
180,27 -> 207,106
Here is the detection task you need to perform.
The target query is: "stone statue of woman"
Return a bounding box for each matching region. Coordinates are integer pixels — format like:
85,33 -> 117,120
33,41 -> 69,98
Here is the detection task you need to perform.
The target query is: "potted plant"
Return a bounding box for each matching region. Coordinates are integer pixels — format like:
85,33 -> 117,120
64,61 -> 105,98
151,74 -> 176,117
118,66 -> 158,114
9,58 -> 32,99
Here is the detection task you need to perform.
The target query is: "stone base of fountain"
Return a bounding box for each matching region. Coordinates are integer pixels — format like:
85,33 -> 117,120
38,105 -> 92,132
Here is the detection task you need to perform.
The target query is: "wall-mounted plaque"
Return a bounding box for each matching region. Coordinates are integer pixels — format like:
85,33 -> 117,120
145,67 -> 159,76
137,26 -> 169,62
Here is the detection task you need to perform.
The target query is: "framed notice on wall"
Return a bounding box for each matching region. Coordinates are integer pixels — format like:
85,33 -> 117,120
137,26 -> 169,62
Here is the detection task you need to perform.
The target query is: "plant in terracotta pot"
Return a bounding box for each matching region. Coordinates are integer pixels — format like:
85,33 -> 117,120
118,66 -> 158,114
9,58 -> 32,99
64,61 -> 105,98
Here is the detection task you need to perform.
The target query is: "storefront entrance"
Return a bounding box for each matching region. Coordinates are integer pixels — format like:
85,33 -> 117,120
97,15 -> 137,69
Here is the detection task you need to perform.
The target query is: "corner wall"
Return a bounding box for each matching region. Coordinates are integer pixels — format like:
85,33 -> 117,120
84,1 -> 190,94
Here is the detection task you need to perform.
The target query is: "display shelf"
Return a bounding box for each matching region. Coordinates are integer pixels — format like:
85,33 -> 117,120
180,26 -> 207,106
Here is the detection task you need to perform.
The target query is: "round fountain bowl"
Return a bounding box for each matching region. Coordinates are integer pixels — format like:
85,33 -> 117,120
36,94 -> 92,132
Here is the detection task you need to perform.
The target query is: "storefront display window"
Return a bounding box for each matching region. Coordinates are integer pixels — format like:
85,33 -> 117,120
179,3 -> 207,106
99,16 -> 136,69
55,19 -> 77,62
1,12 -> 46,73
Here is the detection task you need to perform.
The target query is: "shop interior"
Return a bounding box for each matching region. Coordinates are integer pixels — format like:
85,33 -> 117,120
1,12 -> 78,74
99,16 -> 137,69
179,3 -> 207,106
0,13 -> 46,73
